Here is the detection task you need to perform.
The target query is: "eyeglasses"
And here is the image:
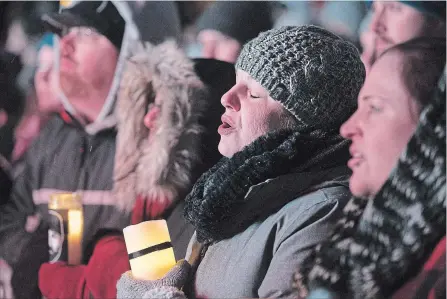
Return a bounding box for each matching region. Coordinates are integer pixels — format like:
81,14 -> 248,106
63,27 -> 99,40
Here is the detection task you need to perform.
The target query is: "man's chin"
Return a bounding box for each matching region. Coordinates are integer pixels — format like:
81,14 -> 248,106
59,75 -> 81,97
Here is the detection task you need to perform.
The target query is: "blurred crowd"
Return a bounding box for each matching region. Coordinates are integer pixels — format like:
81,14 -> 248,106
0,1 -> 445,299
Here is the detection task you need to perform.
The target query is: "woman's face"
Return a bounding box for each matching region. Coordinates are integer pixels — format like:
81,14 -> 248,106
217,70 -> 288,157
340,51 -> 420,198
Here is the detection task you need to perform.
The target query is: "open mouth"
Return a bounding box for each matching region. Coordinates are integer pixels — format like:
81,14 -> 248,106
218,115 -> 236,135
348,151 -> 364,169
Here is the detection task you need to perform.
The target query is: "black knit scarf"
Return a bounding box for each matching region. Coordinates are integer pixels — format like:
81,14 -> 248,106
293,75 -> 446,299
184,128 -> 350,244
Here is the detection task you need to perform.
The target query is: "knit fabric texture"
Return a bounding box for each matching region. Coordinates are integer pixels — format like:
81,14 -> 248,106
116,260 -> 191,299
184,128 -> 350,244
293,69 -> 446,299
236,25 -> 365,133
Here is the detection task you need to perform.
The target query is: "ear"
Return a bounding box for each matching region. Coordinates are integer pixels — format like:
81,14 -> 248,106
143,110 -> 152,129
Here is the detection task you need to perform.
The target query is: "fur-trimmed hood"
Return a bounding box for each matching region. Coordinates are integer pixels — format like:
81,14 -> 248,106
114,41 -> 219,212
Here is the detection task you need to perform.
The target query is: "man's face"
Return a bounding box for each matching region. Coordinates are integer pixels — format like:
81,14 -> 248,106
370,1 -> 431,56
58,27 -> 119,96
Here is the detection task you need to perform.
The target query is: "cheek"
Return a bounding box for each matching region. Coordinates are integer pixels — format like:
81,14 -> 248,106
242,106 -> 275,141
76,54 -> 98,79
77,46 -> 117,80
366,121 -> 417,187
392,14 -> 426,43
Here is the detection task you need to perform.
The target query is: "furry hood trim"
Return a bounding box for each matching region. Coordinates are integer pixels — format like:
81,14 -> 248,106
50,1 -> 181,135
114,40 -> 209,212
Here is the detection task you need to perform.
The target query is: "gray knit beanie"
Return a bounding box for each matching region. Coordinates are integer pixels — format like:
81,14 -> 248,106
236,25 -> 365,132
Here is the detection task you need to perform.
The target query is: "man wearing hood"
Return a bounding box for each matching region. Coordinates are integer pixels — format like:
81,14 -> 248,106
0,1 -> 181,298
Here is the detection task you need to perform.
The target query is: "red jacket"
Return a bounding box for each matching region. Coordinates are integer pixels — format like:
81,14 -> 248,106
392,236 -> 446,299
38,195 -> 193,298
39,234 -> 129,299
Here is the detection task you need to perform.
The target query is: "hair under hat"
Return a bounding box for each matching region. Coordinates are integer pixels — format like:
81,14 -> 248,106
365,1 -> 446,21
400,1 -> 446,20
236,25 -> 365,133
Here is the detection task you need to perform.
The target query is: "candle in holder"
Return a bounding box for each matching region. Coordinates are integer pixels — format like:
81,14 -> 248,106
48,193 -> 83,265
123,220 -> 176,280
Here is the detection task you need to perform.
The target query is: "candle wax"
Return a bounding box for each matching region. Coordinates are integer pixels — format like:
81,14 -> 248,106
123,220 -> 176,280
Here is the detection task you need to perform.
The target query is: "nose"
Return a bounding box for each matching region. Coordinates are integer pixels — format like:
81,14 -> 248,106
370,3 -> 386,35
144,106 -> 161,130
59,32 -> 76,56
220,85 -> 241,111
340,111 -> 362,140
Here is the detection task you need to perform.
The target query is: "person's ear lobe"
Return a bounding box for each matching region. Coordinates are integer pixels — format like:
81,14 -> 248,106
143,111 -> 151,129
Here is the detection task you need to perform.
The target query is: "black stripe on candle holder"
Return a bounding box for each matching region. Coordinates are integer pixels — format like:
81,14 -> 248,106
128,241 -> 173,260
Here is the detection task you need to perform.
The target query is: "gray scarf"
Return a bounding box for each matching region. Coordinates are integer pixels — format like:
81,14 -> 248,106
184,128 -> 350,244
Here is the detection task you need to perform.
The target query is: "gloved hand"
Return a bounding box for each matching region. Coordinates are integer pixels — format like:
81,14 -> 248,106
116,259 -> 191,299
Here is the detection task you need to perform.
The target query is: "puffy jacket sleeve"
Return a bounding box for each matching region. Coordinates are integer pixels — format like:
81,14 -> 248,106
257,187 -> 348,299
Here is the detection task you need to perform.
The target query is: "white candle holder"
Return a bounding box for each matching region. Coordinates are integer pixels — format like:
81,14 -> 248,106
48,193 -> 83,265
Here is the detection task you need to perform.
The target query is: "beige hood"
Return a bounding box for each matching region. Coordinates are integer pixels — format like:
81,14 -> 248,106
114,40 -> 210,211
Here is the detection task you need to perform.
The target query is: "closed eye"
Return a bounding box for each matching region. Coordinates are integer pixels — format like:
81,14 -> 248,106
369,104 -> 383,113
249,91 -> 260,99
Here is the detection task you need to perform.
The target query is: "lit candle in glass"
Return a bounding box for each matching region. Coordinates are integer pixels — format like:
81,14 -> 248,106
123,220 -> 176,280
67,209 -> 83,265
48,193 -> 83,265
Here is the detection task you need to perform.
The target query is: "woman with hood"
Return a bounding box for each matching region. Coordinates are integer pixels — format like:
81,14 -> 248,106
38,41 -> 235,298
117,25 -> 365,299
294,38 -> 445,299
